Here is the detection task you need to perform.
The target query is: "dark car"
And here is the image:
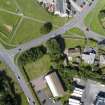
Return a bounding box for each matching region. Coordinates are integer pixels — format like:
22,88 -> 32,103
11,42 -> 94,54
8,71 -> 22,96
86,27 -> 89,31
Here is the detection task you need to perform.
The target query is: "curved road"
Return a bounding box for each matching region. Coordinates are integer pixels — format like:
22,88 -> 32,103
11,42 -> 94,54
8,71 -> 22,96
0,0 -> 104,105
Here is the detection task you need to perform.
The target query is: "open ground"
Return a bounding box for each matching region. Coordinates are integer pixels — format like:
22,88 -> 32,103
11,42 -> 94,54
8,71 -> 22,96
0,0 -> 70,48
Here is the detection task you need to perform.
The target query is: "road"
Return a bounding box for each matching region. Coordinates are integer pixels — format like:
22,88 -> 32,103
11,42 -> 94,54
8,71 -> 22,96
0,48 -> 35,105
0,0 -> 104,105
9,0 -> 101,56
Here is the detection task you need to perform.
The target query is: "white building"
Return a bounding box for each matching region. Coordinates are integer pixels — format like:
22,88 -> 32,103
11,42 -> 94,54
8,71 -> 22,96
38,0 -> 83,17
45,71 -> 64,97
82,48 -> 96,64
69,87 -> 84,105
69,98 -> 81,105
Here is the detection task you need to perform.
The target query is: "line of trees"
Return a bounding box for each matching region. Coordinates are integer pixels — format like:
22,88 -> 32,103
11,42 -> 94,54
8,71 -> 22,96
46,36 -> 65,69
19,45 -> 46,65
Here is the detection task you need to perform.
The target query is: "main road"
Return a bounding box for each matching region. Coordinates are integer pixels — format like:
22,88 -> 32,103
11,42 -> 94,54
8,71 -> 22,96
0,0 -> 104,105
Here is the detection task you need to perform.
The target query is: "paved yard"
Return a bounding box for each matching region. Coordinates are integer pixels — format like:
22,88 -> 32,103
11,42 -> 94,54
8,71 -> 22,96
74,78 -> 105,105
31,76 -> 46,91
81,79 -> 105,105
36,90 -> 62,105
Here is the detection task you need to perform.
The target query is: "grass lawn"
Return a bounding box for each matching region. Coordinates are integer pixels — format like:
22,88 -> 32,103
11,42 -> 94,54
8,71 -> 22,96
11,18 -> 43,44
85,0 -> 105,36
0,0 -> 17,12
86,39 -> 97,48
0,11 -> 21,37
0,61 -> 28,105
16,0 -> 70,27
0,0 -> 71,48
24,54 -> 50,80
64,27 -> 85,36
64,38 -> 85,48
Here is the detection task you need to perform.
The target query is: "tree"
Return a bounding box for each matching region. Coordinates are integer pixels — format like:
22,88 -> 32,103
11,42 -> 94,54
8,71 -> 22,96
99,10 -> 105,19
19,45 -> 46,65
40,22 -> 53,34
46,37 -> 65,69
0,72 -> 18,105
46,38 -> 62,61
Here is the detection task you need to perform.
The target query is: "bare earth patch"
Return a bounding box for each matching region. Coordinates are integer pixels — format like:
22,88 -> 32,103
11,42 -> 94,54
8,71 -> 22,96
3,24 -> 13,33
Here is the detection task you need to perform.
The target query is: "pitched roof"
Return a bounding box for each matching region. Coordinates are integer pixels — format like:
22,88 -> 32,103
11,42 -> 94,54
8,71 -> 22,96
45,71 -> 64,97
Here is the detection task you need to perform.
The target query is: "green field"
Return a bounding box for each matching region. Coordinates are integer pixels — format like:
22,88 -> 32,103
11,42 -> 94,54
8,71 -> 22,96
85,0 -> 105,36
64,38 -> 85,48
0,0 -> 17,12
64,27 -> 85,36
24,54 -> 50,80
0,0 -> 70,48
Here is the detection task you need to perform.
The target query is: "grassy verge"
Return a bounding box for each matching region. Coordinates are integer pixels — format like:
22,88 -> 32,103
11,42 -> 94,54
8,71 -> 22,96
84,0 -> 105,36
86,39 -> 97,47
64,38 -> 85,48
64,27 -> 85,36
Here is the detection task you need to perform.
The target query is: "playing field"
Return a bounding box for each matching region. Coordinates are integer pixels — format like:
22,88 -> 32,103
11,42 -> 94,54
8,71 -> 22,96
0,0 -> 70,47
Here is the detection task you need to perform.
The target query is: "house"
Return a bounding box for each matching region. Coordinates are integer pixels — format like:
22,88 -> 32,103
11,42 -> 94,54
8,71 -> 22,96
64,47 -> 81,62
82,48 -> 96,64
45,71 -> 64,97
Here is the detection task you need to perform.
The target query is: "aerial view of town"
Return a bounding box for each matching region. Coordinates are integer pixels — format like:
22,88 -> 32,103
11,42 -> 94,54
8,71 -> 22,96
1,0 -> 105,105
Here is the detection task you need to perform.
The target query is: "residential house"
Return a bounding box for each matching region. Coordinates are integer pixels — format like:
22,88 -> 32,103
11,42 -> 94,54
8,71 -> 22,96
64,47 -> 81,63
82,47 -> 96,64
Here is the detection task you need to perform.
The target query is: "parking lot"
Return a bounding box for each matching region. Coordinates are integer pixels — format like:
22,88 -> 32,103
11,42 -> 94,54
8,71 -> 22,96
81,80 -> 105,105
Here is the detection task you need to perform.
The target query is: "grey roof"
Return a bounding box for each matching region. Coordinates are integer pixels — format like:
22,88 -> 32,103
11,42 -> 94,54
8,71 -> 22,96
55,0 -> 66,13
96,97 -> 105,105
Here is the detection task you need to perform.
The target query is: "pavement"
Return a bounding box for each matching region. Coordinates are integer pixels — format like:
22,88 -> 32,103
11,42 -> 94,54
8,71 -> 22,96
36,90 -> 62,105
82,80 -> 105,105
74,78 -> 105,105
0,0 -> 104,105
0,49 -> 35,105
31,76 -> 46,91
